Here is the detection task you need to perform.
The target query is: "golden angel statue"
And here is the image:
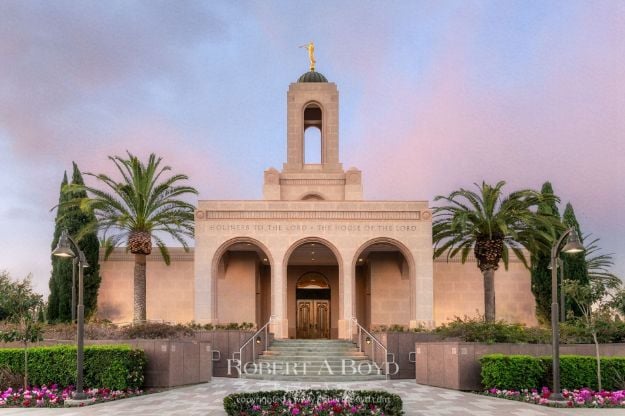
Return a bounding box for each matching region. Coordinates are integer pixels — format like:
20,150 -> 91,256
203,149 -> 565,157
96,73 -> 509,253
299,42 -> 316,71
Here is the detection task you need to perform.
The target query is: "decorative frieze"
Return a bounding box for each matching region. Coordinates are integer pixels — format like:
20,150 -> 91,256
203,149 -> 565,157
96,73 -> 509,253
280,179 -> 345,185
196,210 -> 428,221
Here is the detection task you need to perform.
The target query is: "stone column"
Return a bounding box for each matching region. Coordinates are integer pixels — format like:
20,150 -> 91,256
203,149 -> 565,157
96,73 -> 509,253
270,253 -> 288,338
338,260 -> 354,339
413,250 -> 435,329
194,243 -> 214,324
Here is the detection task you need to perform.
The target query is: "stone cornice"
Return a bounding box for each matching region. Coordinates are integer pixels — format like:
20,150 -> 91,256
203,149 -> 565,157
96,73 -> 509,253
434,253 -> 524,264
99,248 -> 194,262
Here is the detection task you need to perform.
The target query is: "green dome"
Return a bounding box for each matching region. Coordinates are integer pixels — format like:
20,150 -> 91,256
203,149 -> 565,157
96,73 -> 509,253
297,71 -> 328,83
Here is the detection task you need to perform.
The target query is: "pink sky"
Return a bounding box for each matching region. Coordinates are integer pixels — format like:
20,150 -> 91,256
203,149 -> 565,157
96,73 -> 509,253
0,1 -> 623,295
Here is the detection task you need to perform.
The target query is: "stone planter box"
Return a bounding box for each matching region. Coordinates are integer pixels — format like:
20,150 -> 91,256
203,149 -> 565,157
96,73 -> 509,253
130,339 -> 212,387
415,342 -> 625,391
0,338 -> 212,388
372,332 -> 441,379
193,330 -> 268,377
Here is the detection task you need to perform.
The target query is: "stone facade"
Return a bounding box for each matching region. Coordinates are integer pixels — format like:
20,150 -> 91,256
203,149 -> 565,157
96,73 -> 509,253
98,251 -> 537,329
97,71 -> 537,337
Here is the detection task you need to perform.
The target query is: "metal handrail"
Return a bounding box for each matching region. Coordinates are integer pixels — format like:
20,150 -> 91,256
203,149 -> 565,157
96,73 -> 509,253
349,317 -> 392,380
232,315 -> 277,370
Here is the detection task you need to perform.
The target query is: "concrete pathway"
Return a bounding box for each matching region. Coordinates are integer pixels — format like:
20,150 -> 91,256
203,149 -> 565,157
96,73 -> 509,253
1,378 -> 624,415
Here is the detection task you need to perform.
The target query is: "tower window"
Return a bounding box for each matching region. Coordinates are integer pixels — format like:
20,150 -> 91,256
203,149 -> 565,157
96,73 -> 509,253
304,126 -> 321,164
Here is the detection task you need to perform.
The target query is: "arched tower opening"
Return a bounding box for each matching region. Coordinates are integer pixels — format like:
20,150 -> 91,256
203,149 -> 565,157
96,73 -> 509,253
303,103 -> 322,164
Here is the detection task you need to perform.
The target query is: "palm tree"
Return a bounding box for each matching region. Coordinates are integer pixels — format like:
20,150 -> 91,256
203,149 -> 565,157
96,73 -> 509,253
432,181 -> 557,322
584,236 -> 622,290
66,152 -> 198,322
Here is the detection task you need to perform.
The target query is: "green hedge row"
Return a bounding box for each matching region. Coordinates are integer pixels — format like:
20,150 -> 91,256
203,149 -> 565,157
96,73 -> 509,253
0,345 -> 146,390
223,389 -> 403,415
481,354 -> 625,391
480,354 -> 546,390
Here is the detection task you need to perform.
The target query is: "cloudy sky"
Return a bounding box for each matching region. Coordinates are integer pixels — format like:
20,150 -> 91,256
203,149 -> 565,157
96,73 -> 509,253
0,1 -> 623,295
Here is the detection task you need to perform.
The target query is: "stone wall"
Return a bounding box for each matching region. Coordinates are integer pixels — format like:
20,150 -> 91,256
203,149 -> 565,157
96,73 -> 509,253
98,248 -> 194,324
217,251 -> 258,324
433,255 -> 537,326
369,253 -> 411,327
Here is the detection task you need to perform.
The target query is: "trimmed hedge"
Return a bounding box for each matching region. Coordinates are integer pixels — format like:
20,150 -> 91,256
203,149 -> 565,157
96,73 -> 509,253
0,345 -> 146,390
480,354 -> 546,390
481,354 -> 625,391
223,389 -> 403,415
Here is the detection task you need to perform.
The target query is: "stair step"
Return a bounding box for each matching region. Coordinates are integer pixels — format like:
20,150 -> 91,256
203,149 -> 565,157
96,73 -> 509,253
242,339 -> 386,382
242,374 -> 387,381
250,365 -> 383,372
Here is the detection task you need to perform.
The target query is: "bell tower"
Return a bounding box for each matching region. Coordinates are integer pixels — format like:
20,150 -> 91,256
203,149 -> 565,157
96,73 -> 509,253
263,70 -> 363,201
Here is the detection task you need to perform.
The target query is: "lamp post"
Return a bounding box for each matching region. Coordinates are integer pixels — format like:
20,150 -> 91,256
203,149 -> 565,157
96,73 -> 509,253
71,257 -> 76,322
52,230 -> 89,401
550,227 -> 584,400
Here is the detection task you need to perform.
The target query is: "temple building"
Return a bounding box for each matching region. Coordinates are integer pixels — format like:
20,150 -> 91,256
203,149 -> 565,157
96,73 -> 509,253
98,68 -> 538,338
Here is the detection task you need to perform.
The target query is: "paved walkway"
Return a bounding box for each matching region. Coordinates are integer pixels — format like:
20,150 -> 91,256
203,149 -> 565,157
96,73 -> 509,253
1,378 -> 624,415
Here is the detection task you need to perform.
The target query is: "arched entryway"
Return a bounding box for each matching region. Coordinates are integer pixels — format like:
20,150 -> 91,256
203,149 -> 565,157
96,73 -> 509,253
211,238 -> 272,328
284,238 -> 342,339
353,238 -> 416,330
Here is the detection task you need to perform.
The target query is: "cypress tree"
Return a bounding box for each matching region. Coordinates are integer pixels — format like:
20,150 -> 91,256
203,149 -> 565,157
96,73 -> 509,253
530,182 -> 560,324
48,171 -> 71,321
47,163 -> 101,321
69,162 -> 101,318
562,202 -> 589,317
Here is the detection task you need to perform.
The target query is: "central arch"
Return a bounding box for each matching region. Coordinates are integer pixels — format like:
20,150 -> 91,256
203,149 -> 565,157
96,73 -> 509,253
283,237 -> 343,339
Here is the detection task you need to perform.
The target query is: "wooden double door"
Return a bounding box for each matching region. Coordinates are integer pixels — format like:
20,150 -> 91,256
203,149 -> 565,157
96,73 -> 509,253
296,299 -> 330,339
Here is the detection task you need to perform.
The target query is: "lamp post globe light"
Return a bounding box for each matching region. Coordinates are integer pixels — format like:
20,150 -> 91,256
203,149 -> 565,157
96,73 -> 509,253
52,230 -> 91,403
550,227 -> 584,401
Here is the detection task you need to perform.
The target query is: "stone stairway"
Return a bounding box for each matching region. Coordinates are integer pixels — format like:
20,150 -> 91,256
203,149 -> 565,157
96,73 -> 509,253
241,339 -> 387,381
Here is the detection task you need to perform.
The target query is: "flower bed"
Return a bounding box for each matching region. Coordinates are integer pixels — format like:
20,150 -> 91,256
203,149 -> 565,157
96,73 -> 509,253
484,387 -> 625,408
0,385 -> 143,407
223,389 -> 403,415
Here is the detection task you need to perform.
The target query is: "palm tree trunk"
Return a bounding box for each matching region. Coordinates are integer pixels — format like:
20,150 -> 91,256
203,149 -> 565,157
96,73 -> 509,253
133,254 -> 147,323
483,268 -> 496,322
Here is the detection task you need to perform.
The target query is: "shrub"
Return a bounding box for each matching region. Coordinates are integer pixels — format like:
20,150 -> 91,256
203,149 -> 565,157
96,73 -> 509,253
0,345 -> 146,390
223,389 -> 403,415
435,316 -> 550,344
560,319 -> 625,344
36,321 -> 256,341
482,354 -> 625,391
43,321 -> 122,340
542,355 -> 625,391
480,354 -> 546,390
122,322 -> 194,339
